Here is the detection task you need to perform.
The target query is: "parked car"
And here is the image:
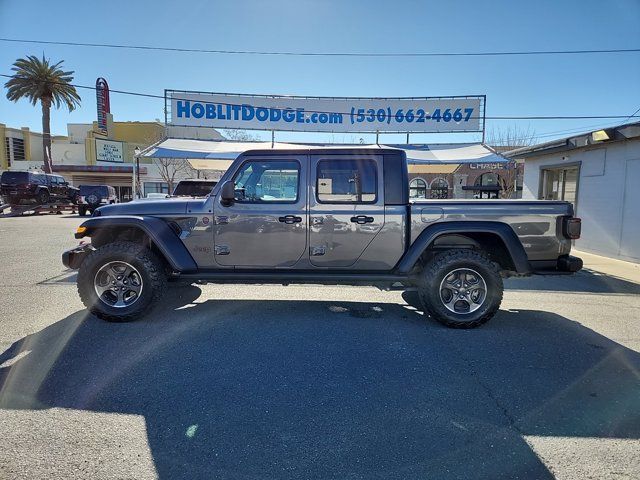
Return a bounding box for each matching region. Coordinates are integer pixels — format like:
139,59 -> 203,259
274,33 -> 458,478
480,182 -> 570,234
63,148 -> 582,328
172,179 -> 218,197
145,192 -> 170,199
1,171 -> 79,206
77,185 -> 118,216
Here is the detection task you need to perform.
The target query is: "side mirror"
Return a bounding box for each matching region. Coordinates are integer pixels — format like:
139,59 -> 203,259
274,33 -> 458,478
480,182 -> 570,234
220,180 -> 235,207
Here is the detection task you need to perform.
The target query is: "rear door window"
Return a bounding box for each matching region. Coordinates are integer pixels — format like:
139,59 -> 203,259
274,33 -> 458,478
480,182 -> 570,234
316,159 -> 377,203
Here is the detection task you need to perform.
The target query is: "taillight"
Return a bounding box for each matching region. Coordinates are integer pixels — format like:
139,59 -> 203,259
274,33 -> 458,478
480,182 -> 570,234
563,217 -> 581,239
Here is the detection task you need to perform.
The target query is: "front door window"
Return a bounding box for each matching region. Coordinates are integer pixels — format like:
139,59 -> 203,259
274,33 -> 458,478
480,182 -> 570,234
233,160 -> 299,202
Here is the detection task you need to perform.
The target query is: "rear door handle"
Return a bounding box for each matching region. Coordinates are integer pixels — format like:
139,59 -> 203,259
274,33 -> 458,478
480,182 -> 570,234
279,215 -> 302,224
350,215 -> 374,224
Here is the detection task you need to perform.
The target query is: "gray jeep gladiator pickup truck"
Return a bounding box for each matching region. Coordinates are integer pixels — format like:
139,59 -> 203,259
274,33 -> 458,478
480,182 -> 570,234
63,148 -> 582,328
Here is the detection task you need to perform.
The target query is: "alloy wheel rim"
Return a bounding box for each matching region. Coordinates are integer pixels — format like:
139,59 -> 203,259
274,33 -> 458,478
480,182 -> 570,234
94,261 -> 143,308
439,268 -> 487,314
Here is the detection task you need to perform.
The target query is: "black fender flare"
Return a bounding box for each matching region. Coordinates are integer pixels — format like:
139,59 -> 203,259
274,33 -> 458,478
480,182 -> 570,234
395,221 -> 531,275
76,215 -> 198,272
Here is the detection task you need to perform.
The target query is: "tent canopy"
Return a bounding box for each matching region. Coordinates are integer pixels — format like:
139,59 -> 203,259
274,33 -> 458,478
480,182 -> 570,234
141,139 -> 507,170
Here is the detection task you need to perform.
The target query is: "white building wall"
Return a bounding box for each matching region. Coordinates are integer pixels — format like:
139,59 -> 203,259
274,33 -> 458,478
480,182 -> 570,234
27,133 -> 44,163
51,142 -> 86,166
521,139 -> 640,261
165,125 -> 224,140
66,124 -> 93,143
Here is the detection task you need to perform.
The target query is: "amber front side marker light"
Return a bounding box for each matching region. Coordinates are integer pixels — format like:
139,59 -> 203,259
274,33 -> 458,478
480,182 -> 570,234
76,226 -> 87,235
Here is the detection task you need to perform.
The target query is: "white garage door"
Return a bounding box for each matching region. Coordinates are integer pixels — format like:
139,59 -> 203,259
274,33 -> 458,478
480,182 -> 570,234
619,158 -> 640,261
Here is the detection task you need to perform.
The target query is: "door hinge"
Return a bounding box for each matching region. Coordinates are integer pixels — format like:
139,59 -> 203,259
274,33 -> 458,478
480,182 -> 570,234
310,245 -> 326,256
214,245 -> 230,255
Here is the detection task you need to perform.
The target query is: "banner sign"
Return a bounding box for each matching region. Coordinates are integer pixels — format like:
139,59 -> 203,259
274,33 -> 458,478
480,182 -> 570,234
95,139 -> 124,163
96,78 -> 110,135
166,91 -> 484,133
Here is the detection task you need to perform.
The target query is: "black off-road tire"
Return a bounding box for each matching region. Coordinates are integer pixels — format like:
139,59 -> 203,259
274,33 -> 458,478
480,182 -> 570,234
418,249 -> 503,329
77,241 -> 166,322
37,190 -> 50,205
78,205 -> 87,216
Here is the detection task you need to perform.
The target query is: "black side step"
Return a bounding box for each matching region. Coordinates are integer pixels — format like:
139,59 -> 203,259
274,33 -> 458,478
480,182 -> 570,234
176,270 -> 410,286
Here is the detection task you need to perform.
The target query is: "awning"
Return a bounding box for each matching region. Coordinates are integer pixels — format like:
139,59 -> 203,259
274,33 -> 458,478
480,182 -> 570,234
408,164 -> 459,174
53,164 -> 148,174
140,139 -> 507,169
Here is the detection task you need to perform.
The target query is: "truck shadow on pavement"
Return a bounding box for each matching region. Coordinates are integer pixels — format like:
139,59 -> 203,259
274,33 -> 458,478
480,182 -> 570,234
505,269 -> 640,294
1,286 -> 639,479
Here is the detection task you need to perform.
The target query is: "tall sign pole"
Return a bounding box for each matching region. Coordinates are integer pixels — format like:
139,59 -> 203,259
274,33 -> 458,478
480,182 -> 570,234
96,78 -> 110,136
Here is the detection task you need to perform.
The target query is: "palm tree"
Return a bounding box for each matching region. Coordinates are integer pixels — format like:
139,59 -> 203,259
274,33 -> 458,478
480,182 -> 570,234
4,55 -> 81,173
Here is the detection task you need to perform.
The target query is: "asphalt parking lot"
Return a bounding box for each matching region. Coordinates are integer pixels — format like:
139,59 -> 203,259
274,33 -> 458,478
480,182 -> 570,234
0,215 -> 639,480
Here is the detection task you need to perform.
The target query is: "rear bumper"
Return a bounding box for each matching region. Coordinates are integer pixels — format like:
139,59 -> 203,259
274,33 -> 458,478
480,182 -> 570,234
62,244 -> 94,270
531,255 -> 583,275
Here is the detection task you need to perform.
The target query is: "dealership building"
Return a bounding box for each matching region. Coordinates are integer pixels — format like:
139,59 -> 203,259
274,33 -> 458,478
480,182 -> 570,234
508,121 -> 640,262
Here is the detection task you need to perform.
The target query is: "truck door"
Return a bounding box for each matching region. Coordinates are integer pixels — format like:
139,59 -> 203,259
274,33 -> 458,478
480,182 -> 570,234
309,155 -> 384,267
213,155 -> 308,267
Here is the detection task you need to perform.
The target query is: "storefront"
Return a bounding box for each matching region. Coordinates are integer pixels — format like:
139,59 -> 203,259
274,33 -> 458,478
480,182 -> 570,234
51,164 -> 146,202
509,121 -> 640,262
405,148 -> 521,200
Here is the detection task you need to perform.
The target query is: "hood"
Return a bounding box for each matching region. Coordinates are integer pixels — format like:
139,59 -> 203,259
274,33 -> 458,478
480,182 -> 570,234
96,198 -> 204,216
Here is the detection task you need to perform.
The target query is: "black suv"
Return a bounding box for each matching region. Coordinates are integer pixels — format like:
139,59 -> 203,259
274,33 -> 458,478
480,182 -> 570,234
77,185 -> 118,216
0,171 -> 79,205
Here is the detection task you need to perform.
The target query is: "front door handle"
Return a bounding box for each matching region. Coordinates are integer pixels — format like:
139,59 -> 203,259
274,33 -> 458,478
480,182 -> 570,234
350,215 -> 374,224
279,215 -> 302,224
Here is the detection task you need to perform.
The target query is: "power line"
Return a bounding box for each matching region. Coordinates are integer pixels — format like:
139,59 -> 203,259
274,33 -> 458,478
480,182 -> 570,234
2,73 -> 639,122
1,38 -> 639,58
624,105 -> 640,123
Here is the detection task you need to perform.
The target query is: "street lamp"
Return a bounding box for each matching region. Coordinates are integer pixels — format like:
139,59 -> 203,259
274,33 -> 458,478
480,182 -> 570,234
134,147 -> 141,199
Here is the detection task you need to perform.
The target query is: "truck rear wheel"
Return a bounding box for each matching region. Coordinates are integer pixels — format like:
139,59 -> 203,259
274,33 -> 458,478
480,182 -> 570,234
418,249 -> 503,329
77,241 -> 166,322
37,190 -> 49,205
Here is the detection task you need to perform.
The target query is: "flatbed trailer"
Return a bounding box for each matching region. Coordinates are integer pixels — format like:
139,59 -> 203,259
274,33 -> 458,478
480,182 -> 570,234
0,202 -> 78,217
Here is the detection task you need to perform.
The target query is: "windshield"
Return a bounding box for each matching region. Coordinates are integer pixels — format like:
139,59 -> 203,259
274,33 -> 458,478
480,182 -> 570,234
172,181 -> 217,197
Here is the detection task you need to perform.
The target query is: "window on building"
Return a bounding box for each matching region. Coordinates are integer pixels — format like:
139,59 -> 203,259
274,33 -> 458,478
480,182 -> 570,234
473,172 -> 502,199
144,182 -> 169,196
540,165 -> 579,211
430,178 -> 449,199
233,160 -> 300,202
409,178 -> 427,199
316,159 -> 377,203
5,137 -> 26,165
4,139 -> 10,166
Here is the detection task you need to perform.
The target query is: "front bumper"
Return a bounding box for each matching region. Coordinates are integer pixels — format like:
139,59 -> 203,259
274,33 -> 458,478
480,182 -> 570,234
62,243 -> 95,270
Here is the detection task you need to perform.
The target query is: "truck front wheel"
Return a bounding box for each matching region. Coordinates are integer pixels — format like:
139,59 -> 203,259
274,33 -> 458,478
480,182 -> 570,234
77,241 -> 166,322
418,249 -> 503,329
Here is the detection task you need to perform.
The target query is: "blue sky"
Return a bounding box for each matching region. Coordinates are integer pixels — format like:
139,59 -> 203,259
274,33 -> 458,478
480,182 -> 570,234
0,0 -> 639,144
